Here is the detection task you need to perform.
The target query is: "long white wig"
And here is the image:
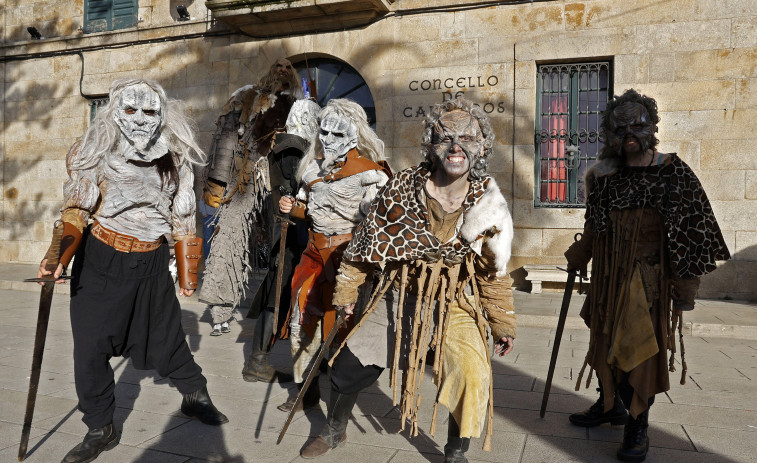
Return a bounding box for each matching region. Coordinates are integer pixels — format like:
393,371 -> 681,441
295,98 -> 385,182
68,78 -> 206,171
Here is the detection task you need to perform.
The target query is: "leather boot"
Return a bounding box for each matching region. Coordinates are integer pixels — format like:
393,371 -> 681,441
617,410 -> 649,462
61,423 -> 119,463
569,387 -> 628,427
242,309 -> 293,383
181,385 -> 229,425
278,379 -> 322,412
300,390 -> 358,459
444,413 -> 470,463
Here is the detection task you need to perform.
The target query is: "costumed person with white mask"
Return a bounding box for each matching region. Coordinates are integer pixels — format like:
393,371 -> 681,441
299,97 -> 516,462
564,89 -> 730,462
241,99 -> 321,383
277,98 -> 391,413
199,58 -> 303,338
37,79 -> 228,463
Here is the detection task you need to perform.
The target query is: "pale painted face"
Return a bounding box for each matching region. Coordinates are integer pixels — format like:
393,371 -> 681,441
319,114 -> 358,164
430,110 -> 483,179
114,84 -> 162,153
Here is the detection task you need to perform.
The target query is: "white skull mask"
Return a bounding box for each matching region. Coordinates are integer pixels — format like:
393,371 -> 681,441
319,114 -> 358,170
114,83 -> 167,161
286,99 -> 321,140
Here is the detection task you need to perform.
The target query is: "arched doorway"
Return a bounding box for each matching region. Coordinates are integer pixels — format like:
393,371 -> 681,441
293,57 -> 377,127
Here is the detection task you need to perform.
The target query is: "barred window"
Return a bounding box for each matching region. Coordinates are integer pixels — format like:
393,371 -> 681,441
89,97 -> 109,123
534,61 -> 611,207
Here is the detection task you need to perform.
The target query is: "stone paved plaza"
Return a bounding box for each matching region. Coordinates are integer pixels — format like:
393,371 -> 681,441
0,264 -> 755,463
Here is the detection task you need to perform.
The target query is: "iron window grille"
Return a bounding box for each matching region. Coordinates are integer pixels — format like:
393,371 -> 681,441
89,97 -> 109,123
534,61 -> 611,207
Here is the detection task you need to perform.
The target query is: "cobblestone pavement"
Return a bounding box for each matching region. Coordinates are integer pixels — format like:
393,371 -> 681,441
0,263 -> 755,463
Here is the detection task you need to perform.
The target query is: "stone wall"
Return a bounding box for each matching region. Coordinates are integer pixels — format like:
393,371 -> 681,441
2,0 -> 755,299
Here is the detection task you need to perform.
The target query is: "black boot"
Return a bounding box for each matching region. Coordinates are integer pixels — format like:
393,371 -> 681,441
444,413 -> 470,463
617,410 -> 649,462
242,309 -> 293,383
61,423 -> 119,463
300,390 -> 358,459
570,387 -> 628,427
181,385 -> 229,425
278,379 -> 322,412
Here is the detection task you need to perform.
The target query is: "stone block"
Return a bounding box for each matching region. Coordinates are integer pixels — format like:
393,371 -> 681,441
635,81 -> 735,112
697,170 -> 745,201
514,61 -> 535,90
512,227 -> 542,258
648,53 -> 676,83
390,147 -> 423,172
615,54 -> 650,85
6,58 -> 54,82
390,14 -> 440,43
695,0 -> 757,20
637,19 -> 731,53
516,26 -> 636,62
440,11 -> 465,40
657,140 -> 700,169
746,171 -> 757,199
228,39 -> 261,60
701,139 -> 757,170
466,3 -> 564,38
660,109 -> 757,144
479,35 -> 516,66
512,198 -> 586,229
513,146 -> 536,201
735,78 -> 757,109
732,16 -> 757,48
734,231 -> 757,260
710,199 -> 757,231
675,47 -> 757,81
385,39 -> 479,70
543,228 -> 584,257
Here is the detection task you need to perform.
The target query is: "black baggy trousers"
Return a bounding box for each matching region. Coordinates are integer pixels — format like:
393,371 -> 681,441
70,231 -> 206,429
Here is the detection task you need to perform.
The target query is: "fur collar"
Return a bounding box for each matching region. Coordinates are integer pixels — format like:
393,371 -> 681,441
460,177 -> 513,275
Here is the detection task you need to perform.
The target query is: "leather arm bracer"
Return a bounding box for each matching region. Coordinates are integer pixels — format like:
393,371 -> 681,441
290,200 -> 307,221
175,237 -> 203,290
44,221 -> 82,269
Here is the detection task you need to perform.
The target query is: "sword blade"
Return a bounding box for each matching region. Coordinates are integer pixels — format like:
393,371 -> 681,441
539,270 -> 576,418
271,217 -> 290,341
277,312 -> 345,444
18,281 -> 56,461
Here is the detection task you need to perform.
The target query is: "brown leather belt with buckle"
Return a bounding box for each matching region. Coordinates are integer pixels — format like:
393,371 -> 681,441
308,230 -> 352,250
91,222 -> 164,253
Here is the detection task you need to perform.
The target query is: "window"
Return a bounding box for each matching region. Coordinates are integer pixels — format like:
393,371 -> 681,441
84,0 -> 138,33
89,97 -> 109,123
294,58 -> 376,127
534,61 -> 611,207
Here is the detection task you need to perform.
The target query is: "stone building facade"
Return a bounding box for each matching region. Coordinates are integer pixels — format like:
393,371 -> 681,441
2,0 -> 755,299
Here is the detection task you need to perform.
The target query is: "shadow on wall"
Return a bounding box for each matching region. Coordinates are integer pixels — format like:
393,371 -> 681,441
699,244 -> 757,302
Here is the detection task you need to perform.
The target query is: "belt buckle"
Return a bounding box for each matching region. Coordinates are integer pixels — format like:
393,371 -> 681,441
114,234 -> 134,253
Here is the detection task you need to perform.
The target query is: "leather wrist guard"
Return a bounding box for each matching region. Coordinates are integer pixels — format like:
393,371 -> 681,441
290,200 -> 307,221
175,237 -> 203,290
44,221 -> 82,268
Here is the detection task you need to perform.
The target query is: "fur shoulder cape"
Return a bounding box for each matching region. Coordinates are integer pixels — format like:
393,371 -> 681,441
344,164 -> 513,273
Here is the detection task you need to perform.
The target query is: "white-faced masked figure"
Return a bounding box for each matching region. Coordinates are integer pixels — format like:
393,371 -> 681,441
113,83 -> 169,161
319,113 -> 358,171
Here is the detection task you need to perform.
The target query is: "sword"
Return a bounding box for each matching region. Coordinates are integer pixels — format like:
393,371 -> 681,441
271,186 -> 295,343
18,221 -> 70,461
539,268 -> 576,418
277,308 -> 346,444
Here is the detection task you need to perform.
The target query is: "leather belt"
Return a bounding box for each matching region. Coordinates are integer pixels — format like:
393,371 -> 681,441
91,222 -> 164,253
308,230 -> 352,250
